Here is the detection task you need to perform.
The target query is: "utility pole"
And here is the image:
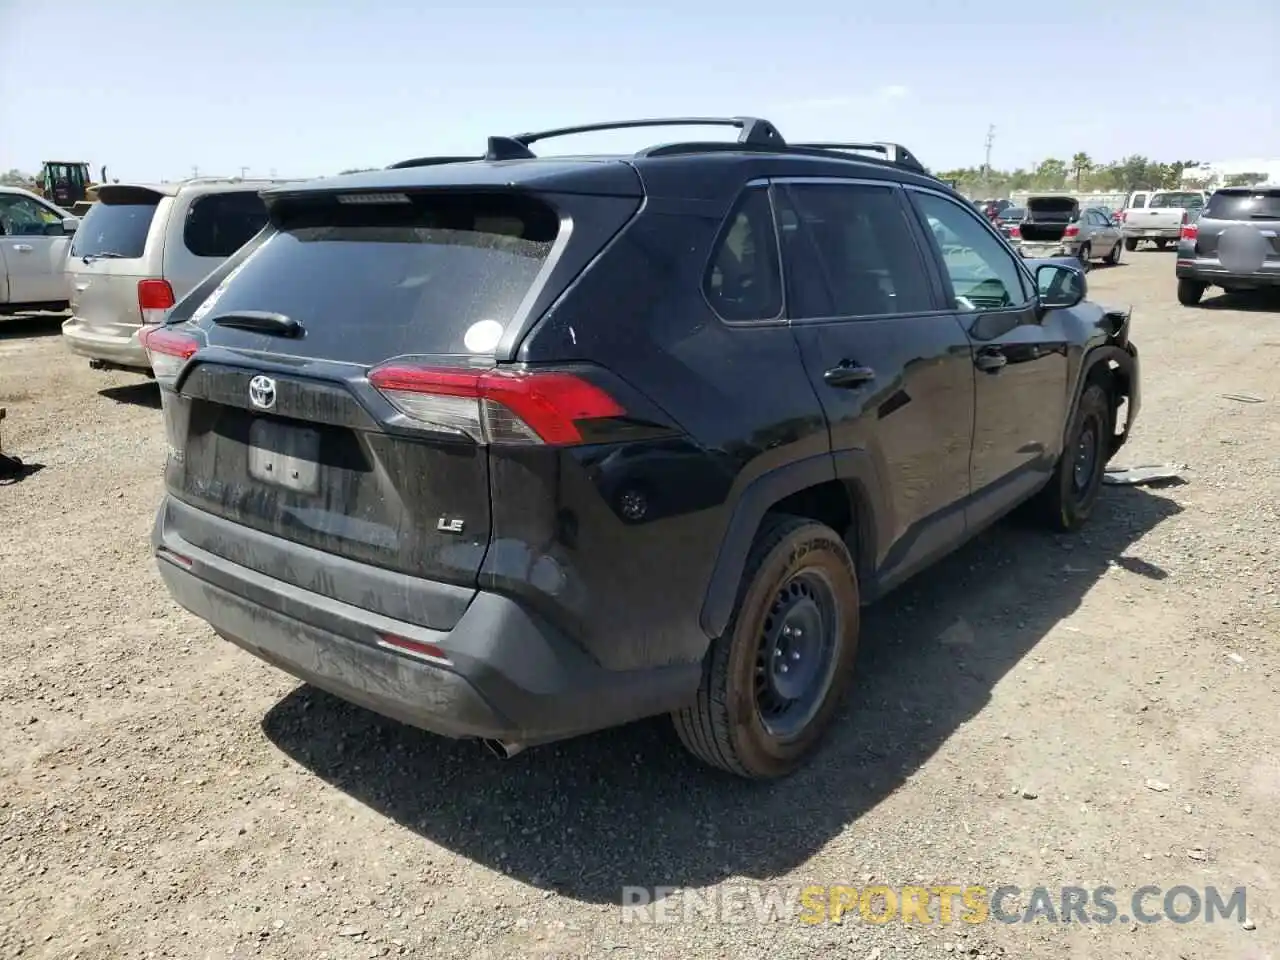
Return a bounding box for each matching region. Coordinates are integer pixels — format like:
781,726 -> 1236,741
982,124 -> 995,194
191,165 -> 199,180
239,166 -> 249,179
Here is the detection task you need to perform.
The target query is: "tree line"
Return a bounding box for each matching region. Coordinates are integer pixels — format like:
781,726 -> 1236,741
940,154 -> 1270,196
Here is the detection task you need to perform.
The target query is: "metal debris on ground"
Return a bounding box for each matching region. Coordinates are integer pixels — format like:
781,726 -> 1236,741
1220,394 -> 1265,403
1102,464 -> 1187,487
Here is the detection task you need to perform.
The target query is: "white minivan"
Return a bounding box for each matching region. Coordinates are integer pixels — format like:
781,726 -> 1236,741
62,178 -> 289,374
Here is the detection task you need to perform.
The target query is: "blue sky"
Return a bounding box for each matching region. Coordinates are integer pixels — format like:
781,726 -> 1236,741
2,0 -> 1276,182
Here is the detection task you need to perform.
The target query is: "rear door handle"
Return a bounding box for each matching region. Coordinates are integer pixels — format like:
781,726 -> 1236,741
823,362 -> 876,388
11,244 -> 33,253
975,350 -> 1007,372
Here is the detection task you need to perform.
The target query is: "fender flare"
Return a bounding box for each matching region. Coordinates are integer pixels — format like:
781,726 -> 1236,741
1064,342 -> 1140,452
698,450 -> 885,639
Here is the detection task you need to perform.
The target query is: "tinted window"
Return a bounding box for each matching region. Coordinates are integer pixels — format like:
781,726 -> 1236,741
1131,195 -> 1148,209
1149,192 -> 1204,209
70,193 -> 160,259
0,195 -> 62,236
704,186 -> 782,322
1203,189 -> 1280,221
191,191 -> 558,361
777,182 -> 934,319
184,191 -> 269,258
1001,207 -> 1025,220
912,192 -> 1030,312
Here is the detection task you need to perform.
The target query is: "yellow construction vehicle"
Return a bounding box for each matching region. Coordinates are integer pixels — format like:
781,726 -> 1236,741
35,161 -> 108,214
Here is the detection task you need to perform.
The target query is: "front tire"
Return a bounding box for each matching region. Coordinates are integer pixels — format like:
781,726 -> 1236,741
1035,382 -> 1110,533
673,515 -> 860,779
1177,278 -> 1207,306
1106,241 -> 1123,265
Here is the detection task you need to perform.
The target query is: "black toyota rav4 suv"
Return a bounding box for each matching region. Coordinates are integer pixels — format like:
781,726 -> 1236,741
143,117 -> 1140,779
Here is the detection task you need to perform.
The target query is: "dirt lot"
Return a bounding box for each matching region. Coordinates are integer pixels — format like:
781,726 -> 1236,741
2,252 -> 1278,960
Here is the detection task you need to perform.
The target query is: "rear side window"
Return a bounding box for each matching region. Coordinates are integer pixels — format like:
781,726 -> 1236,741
193,191 -> 559,360
1130,194 -> 1148,209
778,182 -> 934,319
1203,189 -> 1280,221
184,191 -> 269,258
70,192 -> 160,259
703,187 -> 783,322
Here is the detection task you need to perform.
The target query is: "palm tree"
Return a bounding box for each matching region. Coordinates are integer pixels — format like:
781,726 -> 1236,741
1071,152 -> 1093,190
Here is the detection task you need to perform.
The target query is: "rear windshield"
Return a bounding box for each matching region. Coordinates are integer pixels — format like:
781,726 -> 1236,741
194,191 -> 559,361
1149,192 -> 1205,209
70,192 -> 160,259
1203,189 -> 1280,221
1000,207 -> 1025,219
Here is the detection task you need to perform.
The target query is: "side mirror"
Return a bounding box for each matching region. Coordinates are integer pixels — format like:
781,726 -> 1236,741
60,217 -> 79,235
1036,262 -> 1087,309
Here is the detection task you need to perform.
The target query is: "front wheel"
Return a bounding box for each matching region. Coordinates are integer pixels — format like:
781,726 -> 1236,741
1035,382 -> 1111,533
1178,278 -> 1207,306
1124,237 -> 1139,252
673,515 -> 860,779
1106,241 -> 1123,265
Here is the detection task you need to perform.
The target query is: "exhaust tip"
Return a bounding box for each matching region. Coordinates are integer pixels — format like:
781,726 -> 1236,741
482,738 -> 526,760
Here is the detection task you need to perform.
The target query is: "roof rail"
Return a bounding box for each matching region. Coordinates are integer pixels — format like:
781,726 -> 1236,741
509,117 -> 785,152
790,142 -> 926,174
386,155 -> 483,170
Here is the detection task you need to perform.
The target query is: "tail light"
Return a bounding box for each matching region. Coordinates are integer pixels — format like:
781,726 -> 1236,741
1008,225 -> 1021,239
139,326 -> 199,386
1064,224 -> 1080,238
1118,211 -> 1127,223
138,279 -> 175,325
367,364 -> 626,446
1181,222 -> 1198,241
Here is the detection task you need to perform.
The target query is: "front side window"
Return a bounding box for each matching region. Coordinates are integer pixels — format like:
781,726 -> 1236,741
703,186 -> 783,322
912,192 -> 1030,312
777,182 -> 935,319
0,195 -> 61,236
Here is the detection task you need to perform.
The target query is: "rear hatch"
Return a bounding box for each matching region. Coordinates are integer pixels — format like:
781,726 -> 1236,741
1191,188 -> 1280,263
150,179 -> 642,622
1019,197 -> 1078,243
66,185 -> 167,335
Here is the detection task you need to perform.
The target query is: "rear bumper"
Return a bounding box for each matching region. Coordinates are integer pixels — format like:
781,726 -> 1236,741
1122,226 -> 1180,240
61,316 -> 150,370
1175,257 -> 1280,287
151,498 -> 701,746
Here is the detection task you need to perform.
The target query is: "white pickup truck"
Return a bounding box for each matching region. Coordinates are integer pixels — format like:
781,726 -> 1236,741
1120,189 -> 1208,251
0,186 -> 79,315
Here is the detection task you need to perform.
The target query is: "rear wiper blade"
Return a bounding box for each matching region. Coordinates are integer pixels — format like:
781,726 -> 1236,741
210,311 -> 304,338
81,251 -> 127,263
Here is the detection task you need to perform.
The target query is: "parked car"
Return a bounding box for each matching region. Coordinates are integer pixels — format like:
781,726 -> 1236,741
1006,198 -> 1124,268
1120,189 -> 1208,251
993,205 -> 1024,237
61,178 -> 287,375
141,118 -> 1140,779
0,186 -> 79,315
1176,186 -> 1280,305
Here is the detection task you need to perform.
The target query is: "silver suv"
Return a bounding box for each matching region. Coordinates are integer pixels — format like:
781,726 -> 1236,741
1176,186 -> 1280,305
62,178 -> 289,374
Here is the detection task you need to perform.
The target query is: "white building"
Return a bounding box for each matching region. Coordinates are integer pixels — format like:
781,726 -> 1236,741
1181,158 -> 1280,188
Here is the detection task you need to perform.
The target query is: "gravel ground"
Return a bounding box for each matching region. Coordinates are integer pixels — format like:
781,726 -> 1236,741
2,252 -> 1278,960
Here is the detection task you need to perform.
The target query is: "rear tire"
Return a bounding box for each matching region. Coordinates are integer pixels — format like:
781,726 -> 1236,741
1035,382 -> 1110,533
1155,239 -> 1169,251
1077,243 -> 1092,271
1177,278 -> 1207,306
1106,241 -> 1123,265
673,515 -> 860,779
1124,238 -> 1138,252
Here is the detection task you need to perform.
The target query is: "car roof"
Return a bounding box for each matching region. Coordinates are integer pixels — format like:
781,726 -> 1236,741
98,178 -> 298,198
261,116 -> 951,206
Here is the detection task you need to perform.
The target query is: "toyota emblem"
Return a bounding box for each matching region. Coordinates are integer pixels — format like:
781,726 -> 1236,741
248,375 -> 277,410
